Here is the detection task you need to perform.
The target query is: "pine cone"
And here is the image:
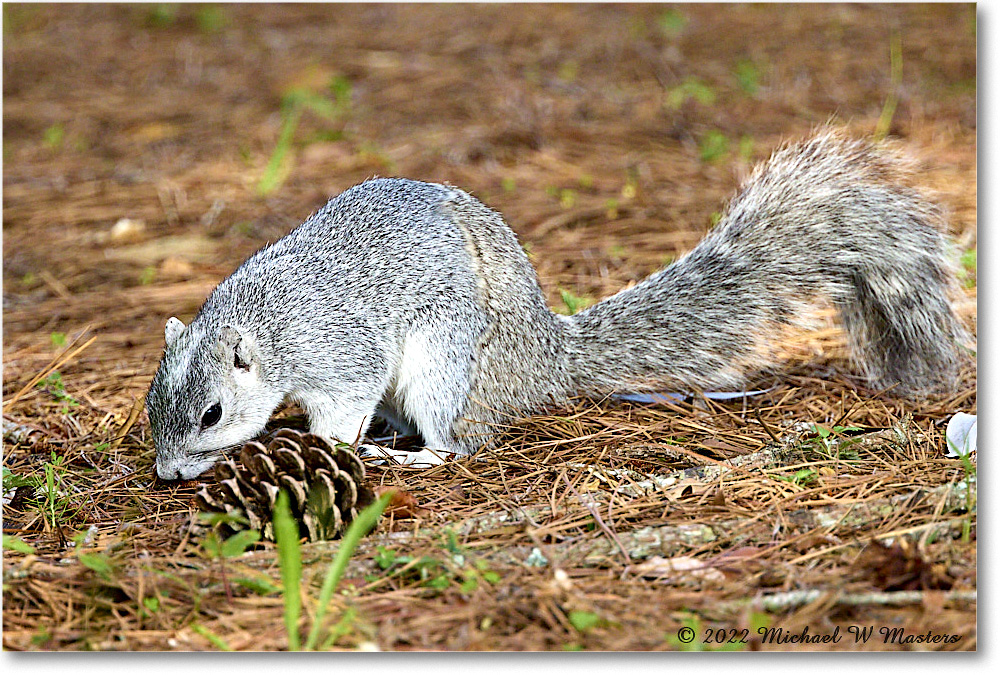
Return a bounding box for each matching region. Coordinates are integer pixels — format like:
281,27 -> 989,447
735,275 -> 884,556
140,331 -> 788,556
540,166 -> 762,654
195,429 -> 376,541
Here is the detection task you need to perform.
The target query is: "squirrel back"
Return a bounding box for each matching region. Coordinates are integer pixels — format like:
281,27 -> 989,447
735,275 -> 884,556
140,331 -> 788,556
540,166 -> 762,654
148,131 -> 968,478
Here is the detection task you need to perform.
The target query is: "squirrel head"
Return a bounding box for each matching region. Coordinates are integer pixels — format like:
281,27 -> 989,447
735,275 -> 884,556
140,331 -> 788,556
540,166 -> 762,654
147,317 -> 274,480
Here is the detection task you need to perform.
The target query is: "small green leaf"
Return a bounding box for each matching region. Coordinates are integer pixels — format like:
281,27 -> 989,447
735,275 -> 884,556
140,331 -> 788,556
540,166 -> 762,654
426,575 -> 451,590
190,623 -> 232,651
195,4 -> 227,33
657,9 -> 688,37
319,607 -> 358,650
43,123 -> 65,149
569,610 -> 601,633
201,531 -> 222,558
234,576 -> 280,595
78,552 -> 114,580
145,4 -> 178,28
3,468 -> 35,491
699,131 -> 729,162
3,534 -> 36,554
792,468 -> 817,485
328,75 -> 353,108
961,248 -> 977,273
220,529 -> 260,558
375,546 -> 397,570
749,611 -> 771,633
568,611 -> 601,633
667,78 -> 716,109
198,510 -> 250,528
39,371 -> 64,392
959,248 -> 977,288
558,288 -> 593,315
734,59 -> 760,95
294,90 -> 340,121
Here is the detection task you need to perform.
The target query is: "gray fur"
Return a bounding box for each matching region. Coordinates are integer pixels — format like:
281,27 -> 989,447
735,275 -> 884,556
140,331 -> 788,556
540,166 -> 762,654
148,132 -> 967,479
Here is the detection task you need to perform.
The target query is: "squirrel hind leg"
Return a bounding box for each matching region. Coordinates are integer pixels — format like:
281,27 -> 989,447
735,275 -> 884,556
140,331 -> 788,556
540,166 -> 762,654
391,324 -> 480,458
358,444 -> 454,467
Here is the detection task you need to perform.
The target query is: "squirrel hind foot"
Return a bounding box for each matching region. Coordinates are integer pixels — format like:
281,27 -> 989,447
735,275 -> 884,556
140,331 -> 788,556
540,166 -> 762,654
358,443 -> 454,467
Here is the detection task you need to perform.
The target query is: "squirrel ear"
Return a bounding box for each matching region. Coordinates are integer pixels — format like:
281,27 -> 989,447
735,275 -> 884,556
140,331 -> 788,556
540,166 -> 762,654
164,317 -> 185,347
220,325 -> 257,372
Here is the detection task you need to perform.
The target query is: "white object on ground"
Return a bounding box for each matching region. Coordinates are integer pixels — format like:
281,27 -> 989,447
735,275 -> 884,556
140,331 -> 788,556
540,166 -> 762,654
629,555 -> 726,582
945,412 -> 977,461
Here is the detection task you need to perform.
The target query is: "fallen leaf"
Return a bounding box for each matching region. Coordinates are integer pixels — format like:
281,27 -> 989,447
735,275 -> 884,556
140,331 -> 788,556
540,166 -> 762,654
854,540 -> 954,591
663,480 -> 712,501
376,486 -> 429,519
705,546 -> 768,579
790,533 -> 840,554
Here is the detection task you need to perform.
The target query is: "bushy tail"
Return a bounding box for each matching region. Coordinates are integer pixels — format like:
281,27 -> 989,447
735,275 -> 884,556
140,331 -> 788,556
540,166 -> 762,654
565,132 -> 968,396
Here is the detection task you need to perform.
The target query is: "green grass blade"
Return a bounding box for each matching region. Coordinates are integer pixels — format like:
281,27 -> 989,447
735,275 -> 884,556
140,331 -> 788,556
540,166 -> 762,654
257,103 -> 303,196
273,490 -> 302,651
3,534 -> 36,554
318,606 -> 358,650
190,623 -> 233,651
304,491 -> 392,651
873,31 -> 903,142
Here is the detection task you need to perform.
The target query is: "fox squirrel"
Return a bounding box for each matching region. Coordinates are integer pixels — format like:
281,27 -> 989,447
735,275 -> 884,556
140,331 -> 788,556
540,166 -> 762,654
147,131 -> 968,478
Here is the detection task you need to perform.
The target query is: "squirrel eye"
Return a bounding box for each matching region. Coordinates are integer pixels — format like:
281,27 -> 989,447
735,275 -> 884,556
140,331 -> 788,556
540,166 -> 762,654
201,403 -> 222,429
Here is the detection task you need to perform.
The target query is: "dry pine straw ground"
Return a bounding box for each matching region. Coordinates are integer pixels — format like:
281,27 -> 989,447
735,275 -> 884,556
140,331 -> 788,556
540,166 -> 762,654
0,339 -> 979,651
2,3 -> 977,652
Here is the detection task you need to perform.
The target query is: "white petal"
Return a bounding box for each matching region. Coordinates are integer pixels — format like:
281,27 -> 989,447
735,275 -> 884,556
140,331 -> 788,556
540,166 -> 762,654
945,412 -> 977,459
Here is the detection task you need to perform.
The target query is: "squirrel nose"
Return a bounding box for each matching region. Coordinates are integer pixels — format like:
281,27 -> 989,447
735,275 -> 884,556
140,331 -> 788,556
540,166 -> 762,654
156,459 -> 181,481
